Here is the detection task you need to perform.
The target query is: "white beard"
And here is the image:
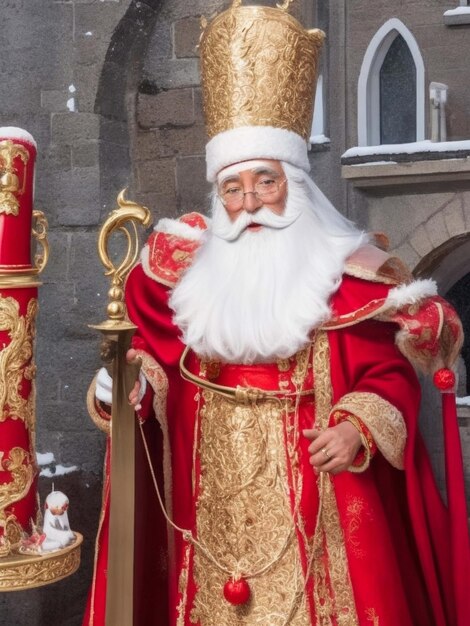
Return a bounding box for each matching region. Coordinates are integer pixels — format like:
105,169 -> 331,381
169,163 -> 366,364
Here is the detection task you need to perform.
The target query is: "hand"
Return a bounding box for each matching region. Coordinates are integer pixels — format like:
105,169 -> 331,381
95,350 -> 145,410
126,349 -> 144,410
303,422 -> 362,475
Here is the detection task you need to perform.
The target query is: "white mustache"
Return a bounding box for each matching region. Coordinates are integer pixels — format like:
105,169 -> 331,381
212,206 -> 302,242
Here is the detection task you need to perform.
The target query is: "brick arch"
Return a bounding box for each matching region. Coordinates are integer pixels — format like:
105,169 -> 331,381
131,2 -> 229,221
397,204 -> 470,505
95,0 -> 164,221
391,193 -> 470,278
413,231 -> 470,294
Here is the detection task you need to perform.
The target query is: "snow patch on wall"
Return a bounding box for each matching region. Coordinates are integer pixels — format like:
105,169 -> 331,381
37,452 -> 54,466
37,451 -> 78,477
41,464 -> 78,478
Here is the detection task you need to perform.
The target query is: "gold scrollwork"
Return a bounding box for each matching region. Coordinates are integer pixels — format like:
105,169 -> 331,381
0,296 -> 37,429
0,140 -> 29,216
95,189 -> 151,326
0,534 -> 82,591
0,447 -> 35,555
32,210 -> 49,274
192,392 -> 310,625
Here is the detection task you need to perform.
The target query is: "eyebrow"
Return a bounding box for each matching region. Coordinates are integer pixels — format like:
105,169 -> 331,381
219,167 -> 281,187
219,174 -> 241,186
251,167 -> 280,177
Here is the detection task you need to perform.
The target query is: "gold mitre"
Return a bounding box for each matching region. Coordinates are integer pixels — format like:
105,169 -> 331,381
200,0 -> 325,181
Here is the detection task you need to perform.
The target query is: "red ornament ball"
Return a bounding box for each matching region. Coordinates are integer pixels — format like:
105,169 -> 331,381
223,578 -> 251,605
433,368 -> 456,391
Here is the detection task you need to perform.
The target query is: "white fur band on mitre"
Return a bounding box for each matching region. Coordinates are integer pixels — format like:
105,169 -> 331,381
205,126 -> 310,182
385,278 -> 438,309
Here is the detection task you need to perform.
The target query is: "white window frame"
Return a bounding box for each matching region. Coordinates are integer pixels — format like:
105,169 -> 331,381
357,18 -> 425,147
310,74 -> 327,143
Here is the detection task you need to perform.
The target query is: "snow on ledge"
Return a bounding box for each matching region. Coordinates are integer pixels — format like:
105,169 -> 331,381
351,160 -> 398,167
342,140 -> 470,160
309,134 -> 331,145
457,396 -> 470,407
444,7 -> 470,16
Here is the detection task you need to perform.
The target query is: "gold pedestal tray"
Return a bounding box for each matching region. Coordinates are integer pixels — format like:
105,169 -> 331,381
0,532 -> 82,591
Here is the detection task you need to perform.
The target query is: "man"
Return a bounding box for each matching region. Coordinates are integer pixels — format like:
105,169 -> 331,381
85,2 -> 469,625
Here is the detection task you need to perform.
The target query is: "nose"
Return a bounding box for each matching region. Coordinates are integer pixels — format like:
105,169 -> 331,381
242,190 -> 263,213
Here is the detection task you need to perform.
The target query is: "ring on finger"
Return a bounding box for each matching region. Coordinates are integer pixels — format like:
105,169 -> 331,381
321,447 -> 330,459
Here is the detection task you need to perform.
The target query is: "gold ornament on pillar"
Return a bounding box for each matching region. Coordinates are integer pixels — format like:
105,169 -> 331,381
0,139 -> 29,216
0,127 -> 82,592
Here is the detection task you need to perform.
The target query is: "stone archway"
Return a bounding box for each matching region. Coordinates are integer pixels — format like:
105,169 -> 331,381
407,232 -> 470,503
95,0 -> 164,220
130,0 -> 218,222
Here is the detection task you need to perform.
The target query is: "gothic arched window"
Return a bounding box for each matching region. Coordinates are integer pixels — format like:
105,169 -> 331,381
358,19 -> 425,147
379,35 -> 417,144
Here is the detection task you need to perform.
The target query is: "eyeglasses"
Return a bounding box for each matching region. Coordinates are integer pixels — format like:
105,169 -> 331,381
219,178 -> 287,208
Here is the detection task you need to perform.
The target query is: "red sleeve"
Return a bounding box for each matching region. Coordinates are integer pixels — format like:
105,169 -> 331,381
329,318 -> 421,421
125,263 -> 184,370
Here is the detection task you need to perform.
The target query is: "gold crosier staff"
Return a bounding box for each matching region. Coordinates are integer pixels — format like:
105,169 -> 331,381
90,190 -> 151,626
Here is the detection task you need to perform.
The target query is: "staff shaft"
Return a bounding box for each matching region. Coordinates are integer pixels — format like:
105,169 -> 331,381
105,328 -> 136,626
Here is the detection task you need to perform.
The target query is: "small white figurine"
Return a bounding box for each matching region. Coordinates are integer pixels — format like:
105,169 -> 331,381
41,490 -> 75,552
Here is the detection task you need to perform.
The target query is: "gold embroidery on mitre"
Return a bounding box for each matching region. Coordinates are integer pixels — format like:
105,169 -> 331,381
331,392 -> 406,470
192,391 -> 310,625
0,297 -> 37,432
199,5 -> 325,138
0,140 -> 29,216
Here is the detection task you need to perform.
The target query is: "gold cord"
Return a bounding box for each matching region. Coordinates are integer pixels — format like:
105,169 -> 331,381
139,420 -> 296,579
140,341 -> 325,624
179,345 -> 314,401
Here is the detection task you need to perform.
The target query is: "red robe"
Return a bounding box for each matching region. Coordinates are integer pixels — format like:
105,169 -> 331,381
83,214 -> 470,626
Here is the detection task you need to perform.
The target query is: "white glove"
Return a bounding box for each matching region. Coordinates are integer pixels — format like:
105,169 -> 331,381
95,366 -> 147,407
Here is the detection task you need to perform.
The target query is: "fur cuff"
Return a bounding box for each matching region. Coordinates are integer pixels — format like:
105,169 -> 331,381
155,217 -> 207,241
385,279 -> 437,309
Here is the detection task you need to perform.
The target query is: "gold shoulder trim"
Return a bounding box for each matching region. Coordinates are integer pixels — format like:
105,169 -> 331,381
331,392 -> 406,470
345,244 -> 411,286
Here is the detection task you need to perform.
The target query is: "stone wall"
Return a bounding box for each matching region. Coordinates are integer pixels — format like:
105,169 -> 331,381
0,1 -> 161,623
